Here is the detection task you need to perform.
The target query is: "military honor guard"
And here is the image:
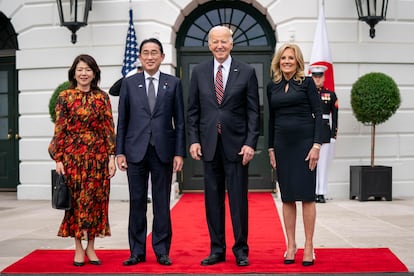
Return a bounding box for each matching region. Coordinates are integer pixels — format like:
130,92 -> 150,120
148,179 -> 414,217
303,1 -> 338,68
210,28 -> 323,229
310,65 -> 338,203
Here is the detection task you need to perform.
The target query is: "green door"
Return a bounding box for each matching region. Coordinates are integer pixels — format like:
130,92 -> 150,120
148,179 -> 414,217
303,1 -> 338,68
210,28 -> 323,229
180,52 -> 275,191
0,57 -> 19,190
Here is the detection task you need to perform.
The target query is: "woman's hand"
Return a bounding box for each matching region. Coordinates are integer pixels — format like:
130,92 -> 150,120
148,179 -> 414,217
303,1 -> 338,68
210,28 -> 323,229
268,148 -> 276,169
56,162 -> 65,175
305,144 -> 320,171
108,156 -> 116,178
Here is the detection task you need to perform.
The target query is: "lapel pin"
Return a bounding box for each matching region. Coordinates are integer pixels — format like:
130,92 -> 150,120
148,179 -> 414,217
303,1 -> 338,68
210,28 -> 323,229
163,82 -> 168,89
138,84 -> 143,88
234,69 -> 238,72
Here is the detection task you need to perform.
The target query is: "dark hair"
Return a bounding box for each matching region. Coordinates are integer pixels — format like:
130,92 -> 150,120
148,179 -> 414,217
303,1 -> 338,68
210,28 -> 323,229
68,54 -> 101,90
139,38 -> 164,54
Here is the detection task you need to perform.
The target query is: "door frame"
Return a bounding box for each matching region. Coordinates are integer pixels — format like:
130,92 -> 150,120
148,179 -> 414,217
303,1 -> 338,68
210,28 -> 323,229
177,47 -> 276,192
0,56 -> 19,190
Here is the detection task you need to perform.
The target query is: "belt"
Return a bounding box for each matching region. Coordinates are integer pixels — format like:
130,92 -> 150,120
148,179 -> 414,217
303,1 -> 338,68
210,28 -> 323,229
322,114 -> 330,119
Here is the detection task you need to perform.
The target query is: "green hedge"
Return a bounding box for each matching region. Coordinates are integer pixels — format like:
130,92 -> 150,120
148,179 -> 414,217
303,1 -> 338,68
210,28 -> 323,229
48,81 -> 70,123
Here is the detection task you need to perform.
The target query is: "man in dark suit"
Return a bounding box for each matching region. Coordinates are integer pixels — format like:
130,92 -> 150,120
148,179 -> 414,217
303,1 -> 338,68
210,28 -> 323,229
116,38 -> 186,266
187,26 -> 260,267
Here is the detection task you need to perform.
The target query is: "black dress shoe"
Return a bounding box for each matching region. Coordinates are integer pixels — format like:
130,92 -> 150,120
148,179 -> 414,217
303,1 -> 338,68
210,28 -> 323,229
123,255 -> 146,266
236,256 -> 249,266
157,254 -> 172,265
201,253 -> 225,265
73,261 -> 85,267
318,195 -> 326,203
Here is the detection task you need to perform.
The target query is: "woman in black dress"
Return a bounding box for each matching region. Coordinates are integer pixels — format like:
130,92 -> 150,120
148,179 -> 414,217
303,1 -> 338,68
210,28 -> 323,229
267,43 -> 322,266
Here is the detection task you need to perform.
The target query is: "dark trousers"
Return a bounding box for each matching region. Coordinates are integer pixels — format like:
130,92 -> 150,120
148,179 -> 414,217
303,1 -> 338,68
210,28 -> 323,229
126,145 -> 173,257
203,137 -> 249,258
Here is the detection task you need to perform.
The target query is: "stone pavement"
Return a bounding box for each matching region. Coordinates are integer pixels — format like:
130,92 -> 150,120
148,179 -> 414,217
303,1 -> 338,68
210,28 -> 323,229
0,192 -> 413,272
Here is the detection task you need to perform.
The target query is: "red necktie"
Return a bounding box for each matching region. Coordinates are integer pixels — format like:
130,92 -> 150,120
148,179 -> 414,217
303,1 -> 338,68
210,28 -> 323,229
215,65 -> 223,133
215,65 -> 224,104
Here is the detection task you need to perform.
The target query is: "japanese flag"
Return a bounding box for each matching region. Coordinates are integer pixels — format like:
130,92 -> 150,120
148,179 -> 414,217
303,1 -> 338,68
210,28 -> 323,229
309,1 -> 335,91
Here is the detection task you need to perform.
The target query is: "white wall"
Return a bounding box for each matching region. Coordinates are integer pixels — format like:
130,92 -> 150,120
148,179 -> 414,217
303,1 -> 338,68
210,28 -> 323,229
1,0 -> 414,199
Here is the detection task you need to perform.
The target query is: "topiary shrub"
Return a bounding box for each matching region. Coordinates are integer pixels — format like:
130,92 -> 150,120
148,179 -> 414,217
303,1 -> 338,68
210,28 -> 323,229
49,81 -> 70,123
351,72 -> 401,166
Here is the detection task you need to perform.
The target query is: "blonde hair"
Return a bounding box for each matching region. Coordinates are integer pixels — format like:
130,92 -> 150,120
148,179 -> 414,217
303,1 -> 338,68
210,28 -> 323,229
270,43 -> 305,84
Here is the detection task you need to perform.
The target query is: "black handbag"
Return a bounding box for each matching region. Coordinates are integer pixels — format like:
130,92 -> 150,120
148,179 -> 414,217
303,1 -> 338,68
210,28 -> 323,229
51,170 -> 71,210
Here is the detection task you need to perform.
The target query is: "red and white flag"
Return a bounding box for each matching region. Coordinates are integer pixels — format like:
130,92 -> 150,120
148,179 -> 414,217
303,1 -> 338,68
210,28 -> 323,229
309,1 -> 335,91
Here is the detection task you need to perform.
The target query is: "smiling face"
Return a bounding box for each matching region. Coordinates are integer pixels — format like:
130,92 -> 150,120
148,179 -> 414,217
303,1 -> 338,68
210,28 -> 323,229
208,26 -> 233,63
139,42 -> 165,76
280,48 -> 297,80
74,61 -> 95,91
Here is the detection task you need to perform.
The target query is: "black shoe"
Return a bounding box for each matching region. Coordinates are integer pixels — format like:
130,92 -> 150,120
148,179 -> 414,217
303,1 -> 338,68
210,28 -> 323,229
73,261 -> 85,267
302,259 -> 315,266
318,195 -> 326,203
236,256 -> 249,266
302,251 -> 315,266
89,259 -> 102,265
86,252 -> 101,265
315,195 -> 320,203
283,249 -> 297,264
123,255 -> 146,266
156,254 -> 172,265
200,253 -> 225,265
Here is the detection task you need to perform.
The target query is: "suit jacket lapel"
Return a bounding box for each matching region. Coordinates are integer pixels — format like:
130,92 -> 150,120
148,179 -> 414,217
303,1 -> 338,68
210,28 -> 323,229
153,73 -> 167,113
135,73 -> 151,113
223,60 -> 239,102
208,60 -> 220,105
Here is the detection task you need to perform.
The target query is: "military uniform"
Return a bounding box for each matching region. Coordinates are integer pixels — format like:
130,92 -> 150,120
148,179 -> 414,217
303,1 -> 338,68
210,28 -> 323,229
315,86 -> 338,202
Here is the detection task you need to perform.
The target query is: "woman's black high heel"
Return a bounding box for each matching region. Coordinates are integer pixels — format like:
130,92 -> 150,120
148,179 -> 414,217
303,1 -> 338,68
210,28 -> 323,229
302,251 -> 315,266
283,247 -> 297,264
86,251 -> 101,265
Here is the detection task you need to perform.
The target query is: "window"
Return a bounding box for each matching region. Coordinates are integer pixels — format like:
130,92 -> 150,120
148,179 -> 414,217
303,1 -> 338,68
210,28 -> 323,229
0,13 -> 18,50
179,2 -> 273,48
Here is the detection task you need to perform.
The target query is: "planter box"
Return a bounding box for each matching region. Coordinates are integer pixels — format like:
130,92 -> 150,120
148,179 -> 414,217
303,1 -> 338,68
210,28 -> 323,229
350,165 -> 392,201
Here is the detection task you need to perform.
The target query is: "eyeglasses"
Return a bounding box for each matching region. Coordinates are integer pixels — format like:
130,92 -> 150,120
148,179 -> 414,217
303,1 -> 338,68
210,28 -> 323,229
140,50 -> 161,58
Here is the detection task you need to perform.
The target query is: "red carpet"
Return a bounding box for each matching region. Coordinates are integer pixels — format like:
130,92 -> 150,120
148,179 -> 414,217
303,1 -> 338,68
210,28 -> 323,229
1,193 -> 408,274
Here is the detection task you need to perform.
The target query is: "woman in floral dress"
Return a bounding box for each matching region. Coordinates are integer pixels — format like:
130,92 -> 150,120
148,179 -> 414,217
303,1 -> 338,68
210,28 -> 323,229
48,54 -> 116,266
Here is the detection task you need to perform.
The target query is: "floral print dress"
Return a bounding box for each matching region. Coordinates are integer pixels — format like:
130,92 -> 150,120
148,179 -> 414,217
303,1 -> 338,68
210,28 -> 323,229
48,88 -> 116,240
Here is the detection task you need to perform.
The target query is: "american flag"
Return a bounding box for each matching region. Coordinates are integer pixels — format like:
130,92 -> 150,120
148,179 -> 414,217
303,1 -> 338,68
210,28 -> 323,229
121,8 -> 138,77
